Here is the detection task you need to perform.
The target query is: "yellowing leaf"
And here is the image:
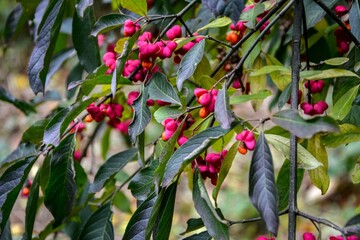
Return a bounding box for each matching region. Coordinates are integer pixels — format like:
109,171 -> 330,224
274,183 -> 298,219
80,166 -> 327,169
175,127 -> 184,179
197,17 -> 232,32
330,85 -> 359,120
114,37 -> 129,54
121,0 -> 147,16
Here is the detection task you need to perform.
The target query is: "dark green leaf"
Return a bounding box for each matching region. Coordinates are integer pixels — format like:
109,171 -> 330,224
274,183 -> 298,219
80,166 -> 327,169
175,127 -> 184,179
128,87 -> 151,144
75,0 -> 93,18
120,0 -> 147,16
344,213 -> 360,234
342,105 -> 360,127
123,192 -> 157,240
1,143 -> 37,166
322,124 -> 360,148
180,218 -> 205,235
277,83 -> 291,110
90,148 -> 138,193
101,127 -> 112,160
23,172 -> 40,240
182,231 -> 211,240
73,7 -> 100,73
27,0 -> 66,94
91,14 -> 128,36
0,87 -> 36,115
128,160 -> 158,201
4,4 -> 22,44
349,0 -> 360,42
43,107 -> 70,147
249,132 -> 279,236
78,202 -> 114,240
148,72 -> 181,106
0,156 -> 37,234
215,82 -> 234,129
271,109 -> 339,139
177,39 -> 205,91
304,0 -> 337,28
193,169 -> 229,240
44,134 -> 77,227
162,126 -> 232,187
0,220 -> 11,240
203,0 -> 244,24
114,191 -> 132,214
22,119 -> 49,146
67,64 -> 84,99
46,48 -> 76,84
276,159 -> 304,211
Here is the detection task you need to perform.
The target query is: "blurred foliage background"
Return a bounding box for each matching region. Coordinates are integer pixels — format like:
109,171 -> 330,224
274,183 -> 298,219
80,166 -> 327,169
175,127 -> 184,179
1,0 -> 360,239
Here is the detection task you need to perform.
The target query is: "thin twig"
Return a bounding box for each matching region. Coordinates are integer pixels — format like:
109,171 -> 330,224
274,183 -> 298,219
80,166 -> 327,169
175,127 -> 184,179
226,209 -> 289,226
206,35 -> 233,48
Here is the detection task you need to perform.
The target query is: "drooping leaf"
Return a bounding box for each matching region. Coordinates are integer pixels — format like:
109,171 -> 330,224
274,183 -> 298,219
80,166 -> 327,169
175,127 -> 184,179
324,57 -> 349,66
46,48 -> 76,84
0,156 -> 37,234
271,109 -> 339,139
177,39 -> 205,91
75,0 -> 94,18
153,107 -> 184,124
128,87 -> 151,144
90,148 -> 137,193
215,82 -> 234,129
73,6 -> 100,73
162,126 -> 232,187
344,213 -> 360,234
307,134 -> 330,195
329,85 -> 359,120
303,0 -> 337,28
193,169 -> 229,240
213,141 -> 239,203
44,134 -> 77,227
43,107 -> 70,147
148,72 -> 181,106
249,132 -> 279,236
123,192 -> 157,240
91,14 -> 128,36
180,218 -> 205,235
301,69 -> 360,81
230,90 -> 272,104
265,134 -> 322,170
182,231 -> 212,240
78,202 -> 114,240
4,4 -> 22,44
349,0 -> 360,42
276,159 -> 304,211
23,172 -> 40,240
0,87 -> 36,115
27,0 -> 66,94
1,143 -> 37,166
322,124 -> 360,148
120,0 -> 147,16
196,17 -> 232,32
128,160 -> 158,201
203,0 -> 245,24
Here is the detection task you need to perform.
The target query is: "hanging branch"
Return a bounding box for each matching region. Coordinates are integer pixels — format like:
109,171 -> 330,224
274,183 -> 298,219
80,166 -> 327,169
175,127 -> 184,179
312,0 -> 360,49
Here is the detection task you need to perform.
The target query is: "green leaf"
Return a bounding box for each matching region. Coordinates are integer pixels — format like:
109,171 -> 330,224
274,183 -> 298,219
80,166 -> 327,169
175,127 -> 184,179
344,213 -> 360,234
148,72 -> 181,106
324,57 -> 349,66
276,159 -> 304,211
67,64 -> 84,99
304,0 -> 337,28
249,132 -> 279,236
0,220 -> 11,240
242,31 -> 260,69
330,85 -> 359,120
249,65 -> 290,76
123,192 -> 158,239
197,17 -> 232,32
180,218 -> 205,235
128,160 -> 158,201
277,83 -> 291,110
43,107 -> 70,147
322,124 -> 360,148
265,134 -> 322,170
215,82 -> 234,129
193,169 -> 229,240
230,90 -> 272,104
271,109 -> 339,139
203,0 -> 244,24
153,107 -> 184,124
75,0 -> 93,18
90,148 -> 137,193
342,105 -> 360,127
212,141 -> 239,203
352,157 -> 360,184
114,191 -> 132,214
73,6 -> 100,73
0,87 -> 36,115
265,54 -> 291,91
307,134 -> 330,194
91,14 -> 128,36
4,4 -> 23,44
1,143 -> 37,167
27,0 -> 66,94
349,0 -> 360,42
120,0 -> 147,16
301,69 -> 360,81
101,127 -> 111,160
240,3 -> 265,29
78,202 -> 114,240
162,126 -> 232,187
128,87 -> 151,144
0,156 -> 37,234
44,135 -> 77,227
177,39 -> 205,91
23,172 -> 40,240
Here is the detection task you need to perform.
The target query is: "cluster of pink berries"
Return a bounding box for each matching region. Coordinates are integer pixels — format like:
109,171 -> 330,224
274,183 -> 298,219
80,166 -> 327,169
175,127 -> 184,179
300,80 -> 328,116
123,19 -> 141,37
86,102 -> 124,124
127,91 -> 170,108
161,115 -> 194,146
122,59 -> 152,82
192,150 -> 228,185
103,49 -> 117,74
334,5 -> 351,55
194,88 -> 218,118
236,130 -> 256,155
